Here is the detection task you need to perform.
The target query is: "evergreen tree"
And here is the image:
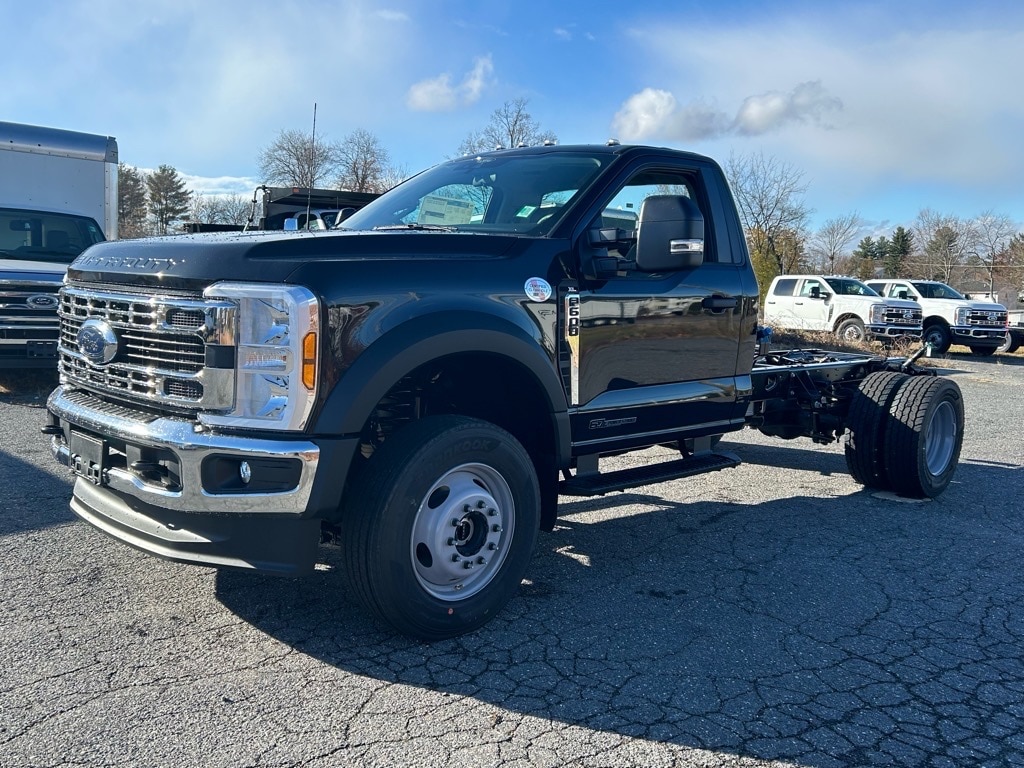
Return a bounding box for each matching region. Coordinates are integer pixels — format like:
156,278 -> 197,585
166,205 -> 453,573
850,236 -> 876,280
885,226 -> 913,278
117,163 -> 148,239
146,165 -> 191,235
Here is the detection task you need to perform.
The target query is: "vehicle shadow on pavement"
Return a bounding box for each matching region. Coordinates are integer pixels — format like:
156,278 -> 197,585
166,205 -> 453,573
0,442 -> 74,537
215,457 -> 1024,767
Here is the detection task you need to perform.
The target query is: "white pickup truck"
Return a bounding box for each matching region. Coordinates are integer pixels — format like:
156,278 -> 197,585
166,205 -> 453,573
763,274 -> 923,343
865,279 -> 1007,356
1000,310 -> 1024,354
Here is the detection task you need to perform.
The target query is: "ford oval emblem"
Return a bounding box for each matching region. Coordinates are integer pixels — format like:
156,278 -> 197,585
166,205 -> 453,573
26,293 -> 59,310
76,319 -> 119,365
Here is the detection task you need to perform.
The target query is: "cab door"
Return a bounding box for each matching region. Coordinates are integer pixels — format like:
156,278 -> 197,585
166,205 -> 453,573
791,277 -> 831,330
567,161 -> 757,452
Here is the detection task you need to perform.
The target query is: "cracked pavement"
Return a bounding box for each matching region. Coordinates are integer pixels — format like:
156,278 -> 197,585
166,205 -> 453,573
2,356 -> 1023,767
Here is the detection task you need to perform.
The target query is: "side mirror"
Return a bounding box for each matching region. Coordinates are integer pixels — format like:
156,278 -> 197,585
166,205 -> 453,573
634,195 -> 704,272
810,286 -> 822,299
897,290 -> 908,300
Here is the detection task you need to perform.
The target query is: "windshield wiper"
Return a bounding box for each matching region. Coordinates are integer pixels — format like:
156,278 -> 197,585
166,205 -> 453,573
372,223 -> 458,232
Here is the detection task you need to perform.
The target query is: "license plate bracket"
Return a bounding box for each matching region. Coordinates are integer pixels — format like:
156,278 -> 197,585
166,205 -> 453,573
27,341 -> 58,358
70,431 -> 107,486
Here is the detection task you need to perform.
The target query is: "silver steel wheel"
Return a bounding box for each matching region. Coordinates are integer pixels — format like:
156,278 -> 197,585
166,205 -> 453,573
924,400 -> 957,477
410,462 -> 515,601
837,319 -> 866,343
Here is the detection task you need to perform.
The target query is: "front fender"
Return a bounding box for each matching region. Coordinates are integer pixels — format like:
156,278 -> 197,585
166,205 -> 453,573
312,311 -> 571,460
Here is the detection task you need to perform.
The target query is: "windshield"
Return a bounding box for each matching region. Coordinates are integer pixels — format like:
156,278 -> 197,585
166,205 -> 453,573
0,207 -> 105,263
912,281 -> 965,300
824,277 -> 880,296
339,150 -> 608,236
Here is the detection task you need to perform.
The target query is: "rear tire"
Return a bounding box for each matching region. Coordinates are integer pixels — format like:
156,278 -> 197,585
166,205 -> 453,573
340,415 -> 539,640
882,376 -> 964,498
844,371 -> 908,490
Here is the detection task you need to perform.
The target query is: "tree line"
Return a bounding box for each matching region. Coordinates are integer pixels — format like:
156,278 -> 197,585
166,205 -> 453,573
117,98 -> 553,237
725,151 -> 1024,307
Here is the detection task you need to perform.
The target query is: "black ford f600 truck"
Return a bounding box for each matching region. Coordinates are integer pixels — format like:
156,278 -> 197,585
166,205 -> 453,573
44,143 -> 964,639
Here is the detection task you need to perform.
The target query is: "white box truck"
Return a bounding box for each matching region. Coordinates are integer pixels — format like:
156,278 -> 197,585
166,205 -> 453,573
0,121 -> 117,367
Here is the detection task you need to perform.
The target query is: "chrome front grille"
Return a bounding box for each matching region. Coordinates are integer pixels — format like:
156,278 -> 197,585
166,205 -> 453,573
965,309 -> 1007,328
883,307 -> 923,326
58,286 -> 236,410
0,278 -> 62,344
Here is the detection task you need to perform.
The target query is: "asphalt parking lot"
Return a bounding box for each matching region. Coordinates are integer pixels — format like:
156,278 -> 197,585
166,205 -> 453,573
2,355 -> 1023,768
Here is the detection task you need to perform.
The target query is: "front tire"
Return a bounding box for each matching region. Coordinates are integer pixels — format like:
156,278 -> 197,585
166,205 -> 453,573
882,376 -> 964,498
923,323 -> 951,354
836,318 -> 866,344
340,415 -> 540,640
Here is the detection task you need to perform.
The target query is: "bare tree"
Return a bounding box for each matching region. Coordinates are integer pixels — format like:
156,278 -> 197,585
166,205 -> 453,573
378,163 -> 411,192
258,129 -> 340,188
335,129 -> 394,193
808,212 -> 862,274
218,194 -> 252,226
457,98 -> 558,155
972,210 -> 1017,293
188,193 -> 220,224
911,209 -> 978,283
724,151 -> 811,283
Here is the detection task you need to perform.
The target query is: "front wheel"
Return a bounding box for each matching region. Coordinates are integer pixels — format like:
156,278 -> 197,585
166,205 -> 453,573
882,376 -> 964,498
340,415 -> 540,640
836,318 -> 866,343
923,323 -> 951,354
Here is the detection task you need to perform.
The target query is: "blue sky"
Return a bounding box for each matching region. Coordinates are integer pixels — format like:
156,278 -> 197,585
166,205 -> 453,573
6,0 -> 1024,236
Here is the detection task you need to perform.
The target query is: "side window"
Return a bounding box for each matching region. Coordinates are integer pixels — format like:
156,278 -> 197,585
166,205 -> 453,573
599,169 -> 710,262
800,279 -> 825,297
773,278 -> 798,296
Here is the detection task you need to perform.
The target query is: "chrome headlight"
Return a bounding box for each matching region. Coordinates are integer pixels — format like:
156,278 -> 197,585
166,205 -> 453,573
199,282 -> 319,431
954,307 -> 970,325
869,303 -> 885,323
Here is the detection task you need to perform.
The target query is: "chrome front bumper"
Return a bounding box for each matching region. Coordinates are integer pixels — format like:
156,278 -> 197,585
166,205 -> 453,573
47,385 -> 320,515
950,326 -> 1004,342
867,325 -> 923,338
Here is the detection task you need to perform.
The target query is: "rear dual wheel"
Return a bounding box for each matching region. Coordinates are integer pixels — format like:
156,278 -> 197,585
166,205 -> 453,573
845,372 -> 963,498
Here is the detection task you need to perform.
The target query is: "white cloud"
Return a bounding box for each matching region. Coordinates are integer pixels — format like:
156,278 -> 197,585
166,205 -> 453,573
406,55 -> 495,112
179,173 -> 259,197
610,11 -> 1024,225
734,81 -> 842,135
375,9 -> 410,22
612,81 -> 841,142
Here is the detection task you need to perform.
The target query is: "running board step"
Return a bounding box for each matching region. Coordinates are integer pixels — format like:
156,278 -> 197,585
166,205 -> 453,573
559,451 -> 741,497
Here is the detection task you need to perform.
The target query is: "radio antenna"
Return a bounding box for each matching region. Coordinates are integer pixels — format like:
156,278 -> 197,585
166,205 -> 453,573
306,102 -> 317,229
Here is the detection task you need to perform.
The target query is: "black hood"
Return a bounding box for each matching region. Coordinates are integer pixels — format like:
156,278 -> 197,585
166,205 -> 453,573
67,229 -> 522,293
